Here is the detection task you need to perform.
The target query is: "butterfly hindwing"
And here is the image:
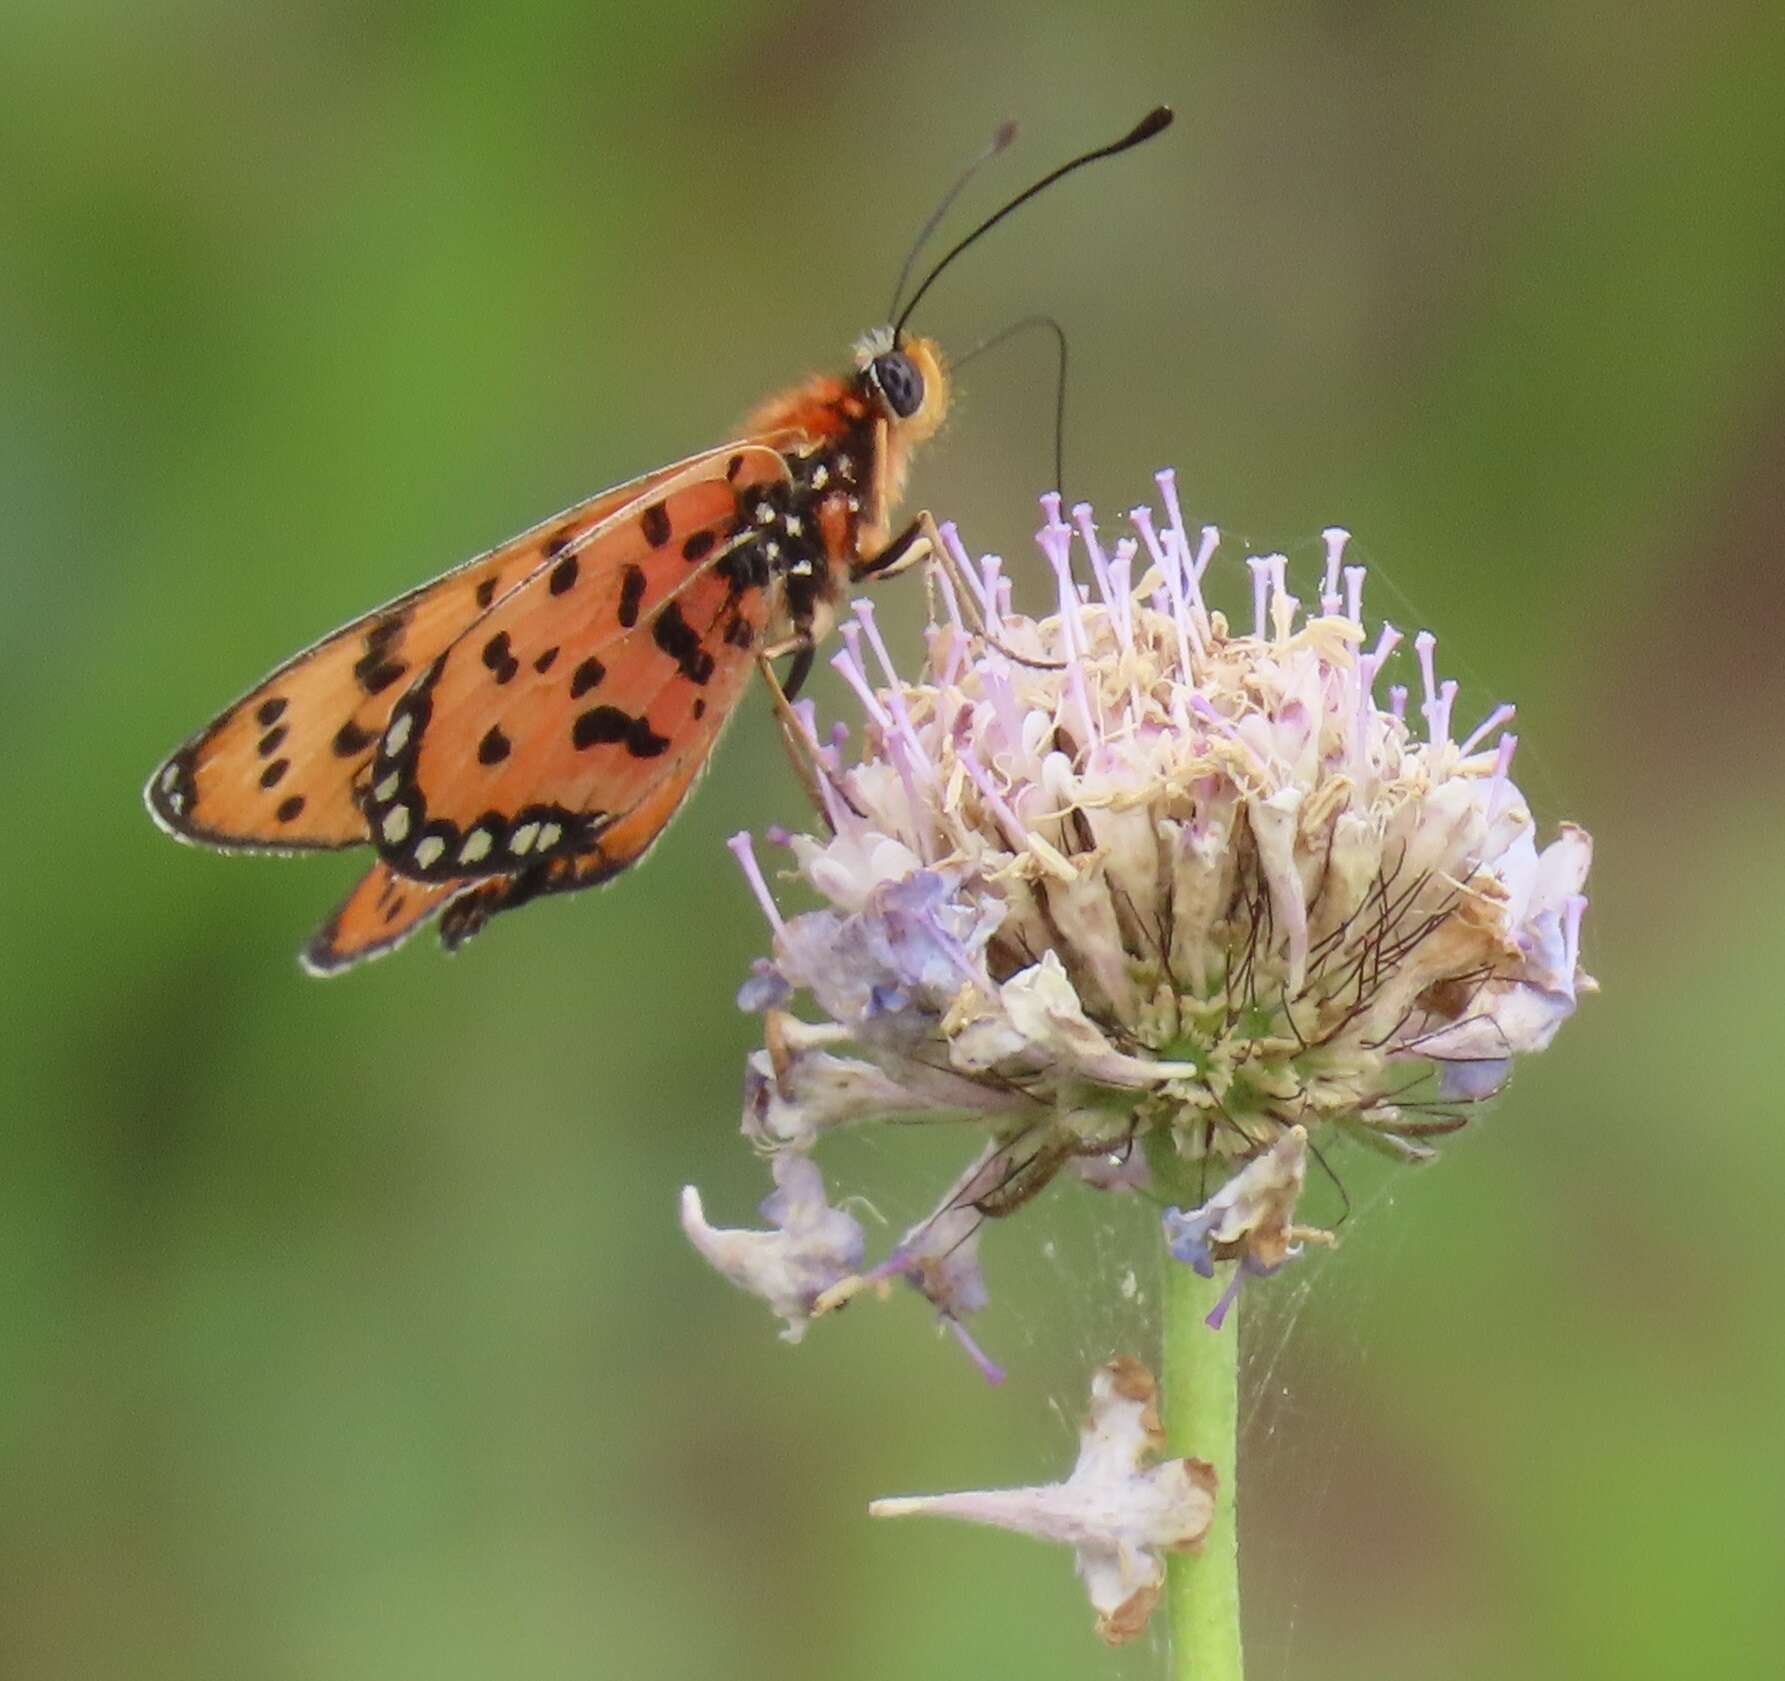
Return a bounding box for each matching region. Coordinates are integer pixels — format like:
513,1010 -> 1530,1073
302,864 -> 472,976
308,552 -> 773,968
361,444 -> 791,883
434,682 -> 756,950
142,450 -> 765,853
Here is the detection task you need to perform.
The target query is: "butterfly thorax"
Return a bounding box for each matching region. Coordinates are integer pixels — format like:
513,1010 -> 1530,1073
745,333 -> 950,601
723,423 -> 876,649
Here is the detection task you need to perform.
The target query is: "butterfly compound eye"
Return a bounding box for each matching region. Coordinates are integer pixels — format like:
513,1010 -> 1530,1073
870,351 -> 926,420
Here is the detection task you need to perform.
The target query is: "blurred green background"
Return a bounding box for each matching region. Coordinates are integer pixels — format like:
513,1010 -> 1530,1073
5,3 -> 1783,1677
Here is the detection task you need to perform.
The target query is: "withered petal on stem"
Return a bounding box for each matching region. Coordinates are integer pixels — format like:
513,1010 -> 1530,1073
1162,1126 -> 1335,1319
680,1153 -> 864,1342
870,1358 -> 1216,1644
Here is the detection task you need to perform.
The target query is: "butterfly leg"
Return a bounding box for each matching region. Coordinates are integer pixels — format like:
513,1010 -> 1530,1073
779,641 -> 816,703
754,643 -> 835,824
868,511 -> 1068,672
854,513 -> 933,582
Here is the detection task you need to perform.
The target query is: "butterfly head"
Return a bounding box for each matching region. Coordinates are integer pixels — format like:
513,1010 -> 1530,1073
856,329 -> 950,447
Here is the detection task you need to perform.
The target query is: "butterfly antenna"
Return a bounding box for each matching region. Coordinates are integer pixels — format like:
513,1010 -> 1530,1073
893,105 -> 1173,342
956,314 -> 1070,498
887,120 -> 1021,327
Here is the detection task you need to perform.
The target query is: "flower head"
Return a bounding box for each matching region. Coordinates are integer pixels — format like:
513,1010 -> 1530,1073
691,472 -> 1594,1350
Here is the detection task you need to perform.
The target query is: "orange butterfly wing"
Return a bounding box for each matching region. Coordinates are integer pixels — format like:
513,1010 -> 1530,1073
303,685 -> 747,970
142,450 -> 774,852
360,444 -> 792,883
432,639 -> 767,950
302,865 -> 471,976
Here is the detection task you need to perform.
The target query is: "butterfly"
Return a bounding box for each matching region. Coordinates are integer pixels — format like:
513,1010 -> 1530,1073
145,108 -> 1172,975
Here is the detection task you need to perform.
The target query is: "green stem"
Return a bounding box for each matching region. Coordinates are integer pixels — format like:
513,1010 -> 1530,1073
1161,1257 -> 1244,1681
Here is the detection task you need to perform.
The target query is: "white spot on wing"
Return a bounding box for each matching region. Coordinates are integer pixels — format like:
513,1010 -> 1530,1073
459,829 -> 493,865
511,821 -> 540,855
381,806 -> 410,844
384,712 -> 412,754
413,835 -> 446,870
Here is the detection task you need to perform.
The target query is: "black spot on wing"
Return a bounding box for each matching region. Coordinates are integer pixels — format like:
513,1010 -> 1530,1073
357,659 -> 407,695
480,630 -> 519,685
640,502 -> 671,547
534,646 -> 559,674
475,576 -> 498,609
257,725 -> 288,757
571,706 -> 629,749
256,697 -> 287,726
627,717 -> 670,758
354,615 -> 408,694
276,794 -> 307,822
682,530 -> 716,564
332,719 -> 375,757
652,602 -> 715,685
477,725 -> 511,765
549,553 -> 579,594
617,565 -> 646,629
571,705 -> 669,758
259,758 -> 290,789
570,656 -> 605,698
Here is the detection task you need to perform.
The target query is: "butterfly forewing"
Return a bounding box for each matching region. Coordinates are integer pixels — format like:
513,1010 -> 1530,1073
142,450 -> 765,853
362,444 -> 791,882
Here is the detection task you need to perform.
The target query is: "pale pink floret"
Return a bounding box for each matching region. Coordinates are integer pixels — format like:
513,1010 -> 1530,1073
678,1153 -> 864,1343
